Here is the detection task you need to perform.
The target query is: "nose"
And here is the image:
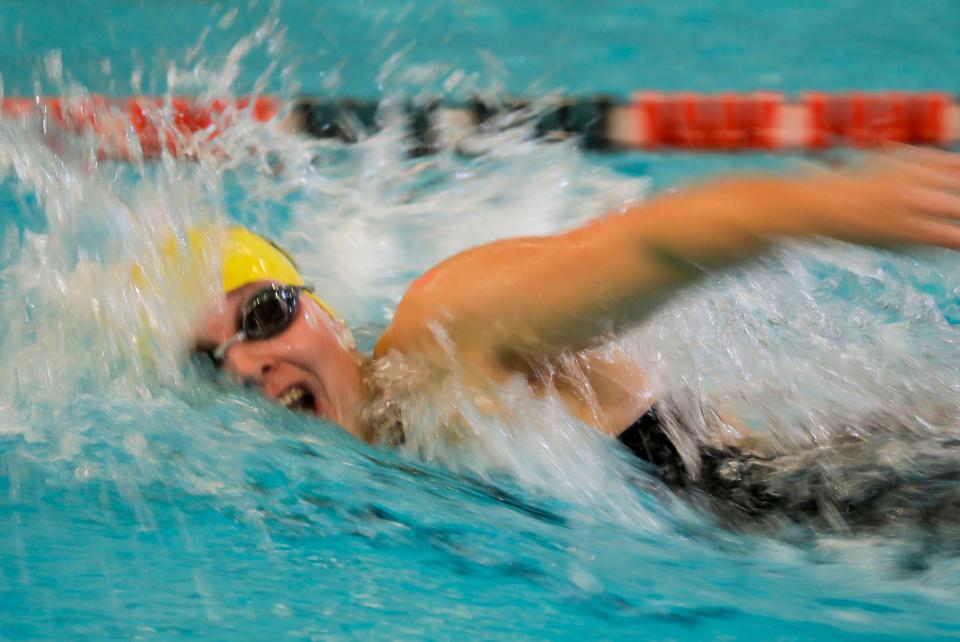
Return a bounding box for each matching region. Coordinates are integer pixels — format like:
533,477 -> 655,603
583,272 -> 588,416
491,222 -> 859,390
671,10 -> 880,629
221,341 -> 274,388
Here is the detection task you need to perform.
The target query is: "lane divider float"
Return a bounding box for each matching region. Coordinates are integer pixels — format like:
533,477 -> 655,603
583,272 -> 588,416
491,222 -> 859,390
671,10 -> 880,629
2,92 -> 956,157
1,96 -> 280,158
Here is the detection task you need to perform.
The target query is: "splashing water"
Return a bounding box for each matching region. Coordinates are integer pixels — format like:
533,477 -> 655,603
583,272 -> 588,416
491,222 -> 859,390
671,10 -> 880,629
3,11 -> 960,641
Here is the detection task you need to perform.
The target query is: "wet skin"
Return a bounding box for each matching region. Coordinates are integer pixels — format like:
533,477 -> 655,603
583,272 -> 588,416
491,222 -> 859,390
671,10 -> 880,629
193,281 -> 653,442
192,281 -> 366,438
194,150 -> 960,446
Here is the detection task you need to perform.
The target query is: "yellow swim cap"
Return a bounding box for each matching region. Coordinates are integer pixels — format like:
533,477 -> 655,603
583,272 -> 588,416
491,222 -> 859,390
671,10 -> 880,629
125,225 -> 337,370
131,225 -> 336,318
222,226 -> 338,318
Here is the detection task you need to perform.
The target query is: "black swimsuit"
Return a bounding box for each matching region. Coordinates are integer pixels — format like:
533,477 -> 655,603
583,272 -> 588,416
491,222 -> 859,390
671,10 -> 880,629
621,405 -> 960,538
618,404 -> 782,518
617,405 -> 689,487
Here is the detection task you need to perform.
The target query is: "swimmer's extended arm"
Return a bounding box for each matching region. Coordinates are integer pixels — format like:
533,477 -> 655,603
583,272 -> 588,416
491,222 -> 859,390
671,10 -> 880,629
377,149 -> 960,365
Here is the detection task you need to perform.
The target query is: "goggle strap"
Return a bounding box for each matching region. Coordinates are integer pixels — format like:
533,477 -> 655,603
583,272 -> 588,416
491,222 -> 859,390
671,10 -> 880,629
213,331 -> 246,364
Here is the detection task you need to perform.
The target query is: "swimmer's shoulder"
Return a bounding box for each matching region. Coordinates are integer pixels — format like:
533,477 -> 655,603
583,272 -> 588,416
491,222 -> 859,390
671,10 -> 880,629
374,262 -> 479,363
373,292 -> 433,360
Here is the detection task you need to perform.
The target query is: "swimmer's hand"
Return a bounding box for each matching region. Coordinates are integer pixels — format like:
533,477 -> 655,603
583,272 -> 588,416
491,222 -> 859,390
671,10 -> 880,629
378,147 -> 960,366
766,147 -> 960,248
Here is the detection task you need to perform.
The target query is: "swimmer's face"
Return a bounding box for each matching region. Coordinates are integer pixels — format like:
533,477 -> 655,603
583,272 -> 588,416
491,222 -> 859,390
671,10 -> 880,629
192,282 -> 365,437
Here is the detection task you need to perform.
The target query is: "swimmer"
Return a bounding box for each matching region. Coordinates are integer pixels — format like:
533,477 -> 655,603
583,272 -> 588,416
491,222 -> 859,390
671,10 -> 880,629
190,148 -> 960,510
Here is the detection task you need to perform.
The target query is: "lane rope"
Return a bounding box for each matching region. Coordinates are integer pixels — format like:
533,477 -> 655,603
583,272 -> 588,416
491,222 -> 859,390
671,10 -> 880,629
3,92 -> 956,157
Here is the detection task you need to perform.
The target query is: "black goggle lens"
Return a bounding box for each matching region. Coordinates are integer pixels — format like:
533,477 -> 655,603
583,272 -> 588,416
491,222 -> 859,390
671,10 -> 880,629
239,284 -> 301,340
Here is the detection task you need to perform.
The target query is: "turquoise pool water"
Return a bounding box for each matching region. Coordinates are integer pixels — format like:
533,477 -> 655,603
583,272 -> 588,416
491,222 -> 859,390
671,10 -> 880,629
3,2 -> 960,640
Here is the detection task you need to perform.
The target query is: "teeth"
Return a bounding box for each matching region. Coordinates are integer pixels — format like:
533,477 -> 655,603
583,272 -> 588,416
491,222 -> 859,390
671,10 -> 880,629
279,386 -> 306,408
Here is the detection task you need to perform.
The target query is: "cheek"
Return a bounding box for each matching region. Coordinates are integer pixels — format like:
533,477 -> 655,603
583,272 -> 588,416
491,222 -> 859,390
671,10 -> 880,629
303,308 -> 354,351
276,317 -> 340,368
303,307 -> 323,332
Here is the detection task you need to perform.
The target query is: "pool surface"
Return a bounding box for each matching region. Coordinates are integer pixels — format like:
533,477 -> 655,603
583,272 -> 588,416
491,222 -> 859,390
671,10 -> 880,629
2,2 -> 960,640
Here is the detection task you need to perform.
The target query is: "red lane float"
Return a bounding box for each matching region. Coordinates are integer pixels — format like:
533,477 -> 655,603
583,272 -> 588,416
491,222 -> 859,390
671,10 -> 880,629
630,92 -> 783,150
624,91 -> 955,150
1,95 -> 280,158
800,92 -> 950,148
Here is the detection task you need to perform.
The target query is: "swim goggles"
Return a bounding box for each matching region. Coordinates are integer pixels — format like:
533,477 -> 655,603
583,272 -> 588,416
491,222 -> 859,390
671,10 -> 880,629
212,283 -> 308,365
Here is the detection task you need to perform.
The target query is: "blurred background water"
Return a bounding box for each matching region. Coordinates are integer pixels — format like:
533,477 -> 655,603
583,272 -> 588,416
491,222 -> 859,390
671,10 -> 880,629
2,1 -> 960,640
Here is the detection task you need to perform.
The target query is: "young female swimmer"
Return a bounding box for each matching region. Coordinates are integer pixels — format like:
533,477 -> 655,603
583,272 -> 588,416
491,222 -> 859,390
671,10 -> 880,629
191,148 -> 960,494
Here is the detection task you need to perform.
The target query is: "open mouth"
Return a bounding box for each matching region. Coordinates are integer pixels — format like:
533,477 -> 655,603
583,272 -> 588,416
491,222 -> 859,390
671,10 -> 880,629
278,385 -> 317,414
